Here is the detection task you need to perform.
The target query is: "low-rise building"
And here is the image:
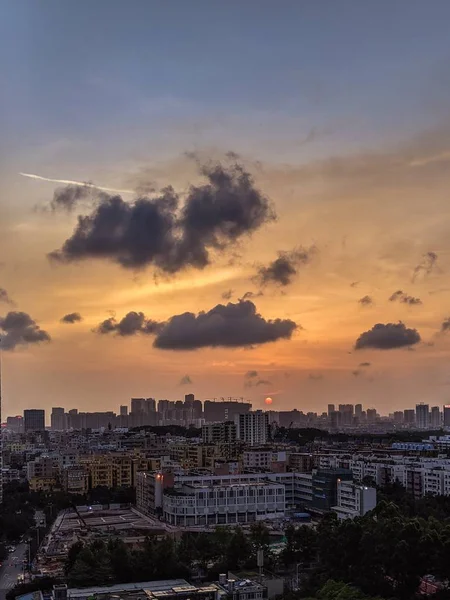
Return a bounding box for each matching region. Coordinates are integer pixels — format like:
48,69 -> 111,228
332,480 -> 377,520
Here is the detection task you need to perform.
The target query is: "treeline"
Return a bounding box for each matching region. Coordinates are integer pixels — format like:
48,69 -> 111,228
282,500 -> 450,600
0,481 -> 136,543
65,522 -> 273,587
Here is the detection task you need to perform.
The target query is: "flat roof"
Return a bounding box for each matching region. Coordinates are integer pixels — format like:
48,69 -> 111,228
68,580 -> 189,598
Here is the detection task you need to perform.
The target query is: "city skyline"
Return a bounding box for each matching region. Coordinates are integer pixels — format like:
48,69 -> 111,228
3,2 -> 450,415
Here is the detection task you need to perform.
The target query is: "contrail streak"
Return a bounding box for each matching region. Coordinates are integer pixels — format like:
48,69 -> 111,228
19,172 -> 134,195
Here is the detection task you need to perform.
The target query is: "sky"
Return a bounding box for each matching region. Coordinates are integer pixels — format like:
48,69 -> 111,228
2,1 -> 450,419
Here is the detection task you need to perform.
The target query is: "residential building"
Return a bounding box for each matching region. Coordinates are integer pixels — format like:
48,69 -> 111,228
416,404 -> 430,429
62,465 -> 89,495
444,405 -> 450,427
51,407 -> 66,431
202,421 -> 237,444
431,406 -> 441,428
332,480 -> 377,520
24,409 -> 45,432
235,411 -> 269,446
204,400 -> 251,423
404,409 -> 416,425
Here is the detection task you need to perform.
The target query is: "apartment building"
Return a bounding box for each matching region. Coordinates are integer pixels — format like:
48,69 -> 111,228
62,465 -> 89,495
243,449 -> 287,471
235,411 -> 269,446
332,480 -> 377,520
201,421 -> 237,444
169,444 -> 217,469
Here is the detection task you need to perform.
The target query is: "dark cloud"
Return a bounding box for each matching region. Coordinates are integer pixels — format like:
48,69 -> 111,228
355,322 -> 421,350
245,370 -> 258,379
412,251 -> 438,282
389,290 -> 422,305
254,246 -> 315,287
352,370 -> 361,377
179,374 -> 193,385
50,163 -> 275,273
60,312 -> 83,324
358,295 -> 373,306
350,281 -> 360,288
154,300 -> 297,350
51,184 -> 94,212
96,301 -> 296,350
96,311 -> 161,337
359,362 -> 371,367
308,373 -> 323,381
255,379 -> 271,386
0,288 -> 15,306
221,289 -> 234,301
239,290 -> 263,301
440,318 -> 450,333
0,311 -> 51,350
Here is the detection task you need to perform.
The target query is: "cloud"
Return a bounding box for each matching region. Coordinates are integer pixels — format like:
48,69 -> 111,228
352,370 -> 361,377
359,362 -> 371,367
0,311 -> 51,350
50,185 -> 98,212
179,374 -> 193,385
355,322 -> 421,350
221,289 -> 233,301
350,281 -> 360,288
308,373 -> 324,381
49,162 -> 275,274
255,379 -> 272,386
96,300 -> 296,350
60,312 -> 83,324
245,370 -> 258,379
412,251 -> 438,282
96,311 -> 161,336
388,290 -> 422,305
0,288 -> 15,306
358,295 -> 373,306
154,300 -> 297,350
239,290 -> 263,301
440,318 -> 450,333
254,246 -> 315,286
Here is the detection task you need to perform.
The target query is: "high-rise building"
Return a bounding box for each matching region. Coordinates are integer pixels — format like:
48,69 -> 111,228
24,409 -> 45,432
204,400 -> 251,423
327,404 -> 335,416
393,411 -> 404,424
120,405 -> 128,416
355,404 -> 363,419
6,415 -> 23,433
51,407 -> 66,430
404,409 -> 415,425
235,410 -> 269,446
444,405 -> 450,427
145,398 -> 156,413
430,406 -> 441,428
339,404 -> 354,426
415,404 -> 430,429
367,408 -> 377,424
202,421 -> 237,444
131,398 -> 146,414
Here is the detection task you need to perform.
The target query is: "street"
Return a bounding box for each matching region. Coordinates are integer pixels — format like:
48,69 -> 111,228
0,544 -> 28,600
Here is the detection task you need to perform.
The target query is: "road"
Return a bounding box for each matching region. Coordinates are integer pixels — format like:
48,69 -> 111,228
0,544 -> 28,600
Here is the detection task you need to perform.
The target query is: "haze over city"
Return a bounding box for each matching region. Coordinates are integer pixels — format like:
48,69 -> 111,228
3,1 -> 450,417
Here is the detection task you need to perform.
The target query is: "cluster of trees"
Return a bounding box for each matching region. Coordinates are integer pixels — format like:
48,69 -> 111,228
281,500 -> 450,600
65,522 -> 273,587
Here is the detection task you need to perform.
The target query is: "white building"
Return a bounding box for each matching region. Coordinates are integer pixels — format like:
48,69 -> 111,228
235,411 -> 269,446
163,481 -> 286,526
243,449 -> 286,470
332,480 -> 377,520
